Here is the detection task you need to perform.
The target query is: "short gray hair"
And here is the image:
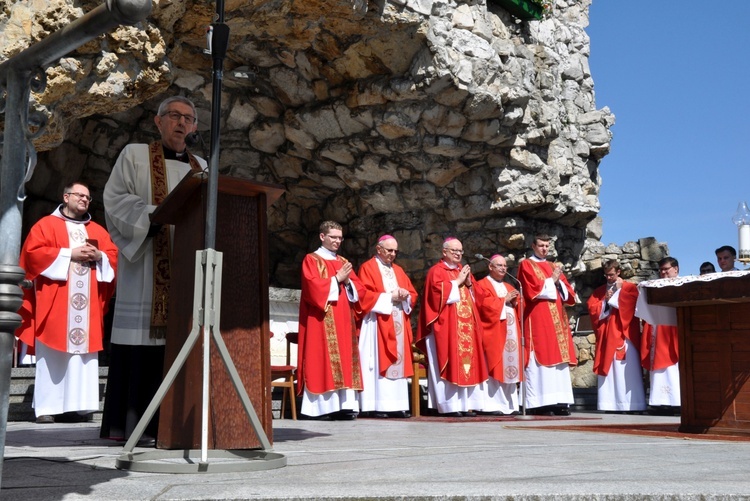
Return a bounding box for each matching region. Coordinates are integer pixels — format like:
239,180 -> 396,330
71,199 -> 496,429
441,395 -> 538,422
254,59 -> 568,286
157,96 -> 197,118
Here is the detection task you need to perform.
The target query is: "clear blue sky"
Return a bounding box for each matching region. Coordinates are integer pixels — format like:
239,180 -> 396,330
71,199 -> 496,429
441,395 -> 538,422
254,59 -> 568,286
587,1 -> 750,276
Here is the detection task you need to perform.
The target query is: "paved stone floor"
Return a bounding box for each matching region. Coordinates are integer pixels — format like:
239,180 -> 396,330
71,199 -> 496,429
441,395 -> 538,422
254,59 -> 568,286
3,412 -> 750,500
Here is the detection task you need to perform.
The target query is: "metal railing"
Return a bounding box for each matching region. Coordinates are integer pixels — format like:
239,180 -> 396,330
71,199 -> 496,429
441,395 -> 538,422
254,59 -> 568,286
0,0 -> 151,488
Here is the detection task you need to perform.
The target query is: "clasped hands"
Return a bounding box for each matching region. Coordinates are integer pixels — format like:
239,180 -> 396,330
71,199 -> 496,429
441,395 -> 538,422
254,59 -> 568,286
551,262 -> 564,283
335,262 -> 354,285
506,289 -> 520,306
605,278 -> 623,300
72,243 -> 101,263
457,264 -> 473,288
391,287 -> 410,303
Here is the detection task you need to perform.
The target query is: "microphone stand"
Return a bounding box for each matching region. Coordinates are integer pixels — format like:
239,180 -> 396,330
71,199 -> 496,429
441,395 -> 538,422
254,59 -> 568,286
502,271 -> 532,420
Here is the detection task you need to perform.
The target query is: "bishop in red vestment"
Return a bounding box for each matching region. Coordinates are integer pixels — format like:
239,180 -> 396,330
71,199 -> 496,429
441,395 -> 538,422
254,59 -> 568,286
518,235 -> 576,415
417,237 -> 487,416
586,260 -> 646,411
297,221 -> 365,420
17,182 -> 118,422
355,235 -> 418,417
476,254 -> 523,414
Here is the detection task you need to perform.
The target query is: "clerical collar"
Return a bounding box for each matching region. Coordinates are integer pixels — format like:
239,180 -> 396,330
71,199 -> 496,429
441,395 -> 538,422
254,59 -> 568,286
488,275 -> 505,286
530,255 -> 546,262
315,246 -> 338,260
163,145 -> 189,163
442,260 -> 459,270
376,255 -> 391,268
53,205 -> 90,223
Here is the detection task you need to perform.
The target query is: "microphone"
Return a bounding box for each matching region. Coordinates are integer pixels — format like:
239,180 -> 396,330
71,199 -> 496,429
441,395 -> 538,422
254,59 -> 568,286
504,271 -> 522,287
185,131 -> 201,147
474,253 -> 490,262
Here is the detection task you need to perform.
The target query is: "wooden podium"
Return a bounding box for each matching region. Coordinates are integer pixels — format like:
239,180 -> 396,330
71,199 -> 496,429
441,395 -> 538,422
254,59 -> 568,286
645,273 -> 750,436
151,172 -> 284,449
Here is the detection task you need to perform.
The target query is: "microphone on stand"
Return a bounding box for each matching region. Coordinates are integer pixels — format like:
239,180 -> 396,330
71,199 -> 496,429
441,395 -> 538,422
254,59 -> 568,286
504,271 -> 523,288
474,253 -> 490,263
185,131 -> 201,147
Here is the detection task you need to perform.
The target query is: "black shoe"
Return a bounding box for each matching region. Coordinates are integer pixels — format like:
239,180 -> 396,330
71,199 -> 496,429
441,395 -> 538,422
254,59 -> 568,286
527,406 -> 554,416
478,411 -> 503,416
332,410 -> 358,421
389,411 -> 411,418
35,415 -> 54,424
440,412 -> 463,417
553,405 -> 571,416
55,411 -> 93,423
300,413 -> 332,421
462,411 -> 477,417
371,412 -> 389,419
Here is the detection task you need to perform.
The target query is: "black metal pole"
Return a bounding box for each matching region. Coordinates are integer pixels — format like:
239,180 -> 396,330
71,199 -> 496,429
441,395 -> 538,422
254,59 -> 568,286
205,0 -> 229,250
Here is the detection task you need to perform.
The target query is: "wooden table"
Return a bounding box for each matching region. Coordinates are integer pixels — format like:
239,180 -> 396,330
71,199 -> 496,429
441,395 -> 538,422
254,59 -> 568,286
645,273 -> 750,436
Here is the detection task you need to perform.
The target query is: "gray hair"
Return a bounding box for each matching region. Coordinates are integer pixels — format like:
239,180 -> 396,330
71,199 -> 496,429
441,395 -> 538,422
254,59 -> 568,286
157,96 -> 197,118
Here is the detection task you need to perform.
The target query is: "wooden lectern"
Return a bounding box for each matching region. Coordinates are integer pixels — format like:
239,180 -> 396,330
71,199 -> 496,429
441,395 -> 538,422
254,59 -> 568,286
151,172 -> 284,449
646,273 -> 750,436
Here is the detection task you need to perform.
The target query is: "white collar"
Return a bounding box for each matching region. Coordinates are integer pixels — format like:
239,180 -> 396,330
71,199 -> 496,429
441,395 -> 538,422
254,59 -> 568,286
442,260 -> 459,270
315,246 -> 337,260
375,255 -> 391,268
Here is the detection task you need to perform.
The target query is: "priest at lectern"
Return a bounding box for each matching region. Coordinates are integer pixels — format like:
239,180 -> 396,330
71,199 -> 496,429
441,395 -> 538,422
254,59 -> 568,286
100,96 -> 207,445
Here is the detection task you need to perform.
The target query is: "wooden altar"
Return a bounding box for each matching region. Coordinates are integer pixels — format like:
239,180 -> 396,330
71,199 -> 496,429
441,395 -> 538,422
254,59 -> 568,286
645,273 -> 750,436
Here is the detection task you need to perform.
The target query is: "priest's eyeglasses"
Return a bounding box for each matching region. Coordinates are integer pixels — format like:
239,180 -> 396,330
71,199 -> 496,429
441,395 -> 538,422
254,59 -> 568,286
66,192 -> 92,202
446,248 -> 464,255
162,111 -> 198,124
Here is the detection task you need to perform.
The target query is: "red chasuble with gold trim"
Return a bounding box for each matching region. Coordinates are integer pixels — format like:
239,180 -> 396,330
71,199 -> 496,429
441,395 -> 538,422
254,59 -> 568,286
518,258 -> 577,367
297,252 -> 365,395
417,261 -> 488,386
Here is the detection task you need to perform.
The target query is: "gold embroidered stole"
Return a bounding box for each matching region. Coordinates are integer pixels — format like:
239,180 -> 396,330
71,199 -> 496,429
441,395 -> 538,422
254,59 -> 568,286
456,280 -> 477,381
528,260 -> 570,362
147,140 -> 203,338
309,253 -> 362,389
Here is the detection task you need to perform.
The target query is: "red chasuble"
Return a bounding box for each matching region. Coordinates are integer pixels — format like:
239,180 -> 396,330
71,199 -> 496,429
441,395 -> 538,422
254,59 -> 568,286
475,277 -> 524,382
417,261 -> 488,386
640,323 -> 679,371
297,252 -> 365,395
587,281 -> 641,377
518,258 -> 577,367
356,257 -> 418,378
16,215 -> 118,353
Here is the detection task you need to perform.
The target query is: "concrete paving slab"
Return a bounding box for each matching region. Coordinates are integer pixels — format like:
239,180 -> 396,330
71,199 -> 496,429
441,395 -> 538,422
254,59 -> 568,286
3,412 -> 750,500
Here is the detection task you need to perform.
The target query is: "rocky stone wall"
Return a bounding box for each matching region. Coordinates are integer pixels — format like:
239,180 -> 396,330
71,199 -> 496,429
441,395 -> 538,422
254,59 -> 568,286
2,0 -> 675,390
5,0 -> 612,293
